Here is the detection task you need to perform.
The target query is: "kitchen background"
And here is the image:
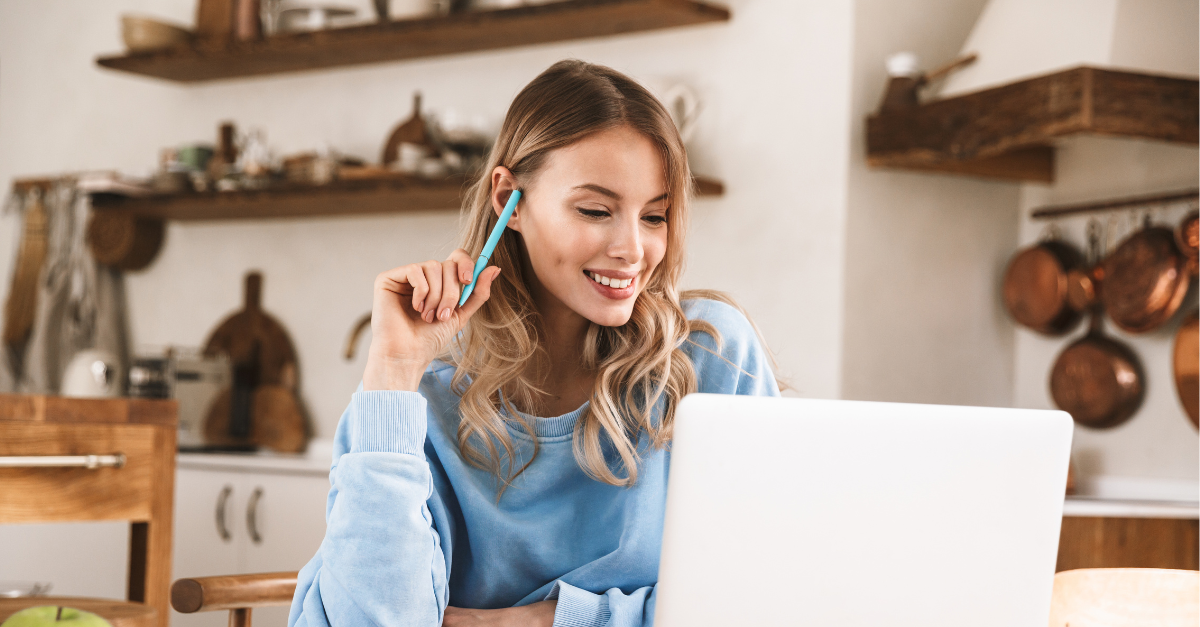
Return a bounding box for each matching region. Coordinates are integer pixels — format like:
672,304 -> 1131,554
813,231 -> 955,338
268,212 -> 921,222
0,0 -> 1196,618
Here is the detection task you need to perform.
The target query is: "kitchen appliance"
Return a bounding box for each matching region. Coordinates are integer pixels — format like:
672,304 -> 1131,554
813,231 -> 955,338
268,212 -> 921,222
60,349 -> 122,398
129,349 -> 232,449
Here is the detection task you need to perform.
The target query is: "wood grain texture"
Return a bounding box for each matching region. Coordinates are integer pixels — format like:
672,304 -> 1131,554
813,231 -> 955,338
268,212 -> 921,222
0,394 -> 176,425
0,395 -> 177,627
866,67 -> 1199,182
87,175 -> 724,223
96,0 -> 730,83
1057,516 -> 1200,572
0,597 -> 157,627
171,572 -> 298,612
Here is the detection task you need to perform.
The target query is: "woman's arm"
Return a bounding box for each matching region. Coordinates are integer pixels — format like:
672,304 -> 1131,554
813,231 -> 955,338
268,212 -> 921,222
288,390 -> 453,627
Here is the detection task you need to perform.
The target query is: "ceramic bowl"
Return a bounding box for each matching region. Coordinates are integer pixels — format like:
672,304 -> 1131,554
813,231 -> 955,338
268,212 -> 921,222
122,15 -> 194,53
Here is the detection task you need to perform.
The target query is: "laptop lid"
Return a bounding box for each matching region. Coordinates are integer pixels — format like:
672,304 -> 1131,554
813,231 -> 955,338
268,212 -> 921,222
654,394 -> 1073,627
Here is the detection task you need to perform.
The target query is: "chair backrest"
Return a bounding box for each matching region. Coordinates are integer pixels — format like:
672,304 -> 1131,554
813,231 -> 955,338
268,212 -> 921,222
1048,568 -> 1200,627
0,394 -> 177,627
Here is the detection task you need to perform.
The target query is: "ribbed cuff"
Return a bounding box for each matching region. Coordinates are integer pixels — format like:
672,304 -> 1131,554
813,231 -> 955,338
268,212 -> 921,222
348,391 -> 428,455
546,580 -> 610,627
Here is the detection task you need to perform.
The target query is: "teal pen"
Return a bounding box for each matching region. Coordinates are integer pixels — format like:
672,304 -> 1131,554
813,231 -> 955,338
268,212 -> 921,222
459,189 -> 522,307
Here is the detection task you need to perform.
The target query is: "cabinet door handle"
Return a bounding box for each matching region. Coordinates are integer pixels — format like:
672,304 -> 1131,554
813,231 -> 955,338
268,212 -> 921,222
247,486 -> 263,545
215,484 -> 233,542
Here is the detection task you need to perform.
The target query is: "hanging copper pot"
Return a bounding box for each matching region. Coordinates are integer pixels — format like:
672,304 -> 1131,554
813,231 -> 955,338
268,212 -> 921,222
1101,219 -> 1190,333
1003,236 -> 1086,335
1050,311 -> 1145,429
1174,310 -> 1198,429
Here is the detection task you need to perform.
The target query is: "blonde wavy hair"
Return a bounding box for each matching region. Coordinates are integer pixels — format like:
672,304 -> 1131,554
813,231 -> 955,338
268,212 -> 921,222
448,60 -> 748,488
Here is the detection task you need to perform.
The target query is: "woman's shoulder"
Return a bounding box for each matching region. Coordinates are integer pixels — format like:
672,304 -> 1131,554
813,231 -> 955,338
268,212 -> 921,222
680,295 -> 779,396
681,296 -> 758,347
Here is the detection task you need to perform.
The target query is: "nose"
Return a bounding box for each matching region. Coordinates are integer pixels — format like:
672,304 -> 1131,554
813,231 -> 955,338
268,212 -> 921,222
607,212 -> 643,266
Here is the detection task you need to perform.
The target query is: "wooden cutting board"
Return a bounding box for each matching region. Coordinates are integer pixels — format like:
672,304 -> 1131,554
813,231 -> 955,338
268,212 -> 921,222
202,272 -> 308,452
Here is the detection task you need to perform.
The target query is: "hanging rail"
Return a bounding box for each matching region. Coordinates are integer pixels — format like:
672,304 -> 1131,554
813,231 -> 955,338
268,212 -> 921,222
1031,188 -> 1199,220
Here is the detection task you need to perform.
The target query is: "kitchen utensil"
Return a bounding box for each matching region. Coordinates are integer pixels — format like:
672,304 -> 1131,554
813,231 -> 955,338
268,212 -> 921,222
3,188 -> 48,367
1174,310 -> 1198,429
382,93 -> 439,169
196,0 -> 236,44
1002,233 -> 1085,335
236,0 -> 263,40
86,211 -> 165,271
1101,218 -> 1190,333
1065,220 -> 1104,312
278,5 -> 357,31
121,15 -> 195,52
176,145 -> 215,172
60,349 -> 122,398
1050,311 -> 1145,429
662,84 -> 701,145
202,272 -> 307,452
1176,210 -> 1198,276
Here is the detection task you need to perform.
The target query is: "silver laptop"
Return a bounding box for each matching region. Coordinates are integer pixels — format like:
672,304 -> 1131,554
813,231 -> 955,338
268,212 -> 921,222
654,394 -> 1073,627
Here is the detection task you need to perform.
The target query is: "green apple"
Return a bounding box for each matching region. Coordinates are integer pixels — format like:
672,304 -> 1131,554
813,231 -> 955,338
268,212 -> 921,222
1,606 -> 111,627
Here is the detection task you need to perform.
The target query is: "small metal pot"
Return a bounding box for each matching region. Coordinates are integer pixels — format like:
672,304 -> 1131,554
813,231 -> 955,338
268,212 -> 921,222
1003,238 -> 1086,335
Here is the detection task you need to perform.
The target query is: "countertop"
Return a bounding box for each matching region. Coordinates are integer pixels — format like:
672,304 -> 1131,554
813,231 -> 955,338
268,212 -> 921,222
176,439 -> 334,476
1062,496 -> 1199,519
176,443 -> 1200,519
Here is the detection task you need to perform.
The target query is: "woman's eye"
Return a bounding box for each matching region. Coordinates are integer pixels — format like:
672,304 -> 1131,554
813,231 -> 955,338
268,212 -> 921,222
642,215 -> 668,225
578,208 -> 610,218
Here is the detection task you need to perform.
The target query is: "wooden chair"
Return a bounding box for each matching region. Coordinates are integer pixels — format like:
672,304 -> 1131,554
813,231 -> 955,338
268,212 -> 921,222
0,394 -> 177,627
1049,568 -> 1199,626
171,572 -> 298,627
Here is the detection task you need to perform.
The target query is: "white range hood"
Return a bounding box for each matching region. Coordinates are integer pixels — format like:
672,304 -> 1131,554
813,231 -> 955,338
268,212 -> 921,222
938,0 -> 1198,98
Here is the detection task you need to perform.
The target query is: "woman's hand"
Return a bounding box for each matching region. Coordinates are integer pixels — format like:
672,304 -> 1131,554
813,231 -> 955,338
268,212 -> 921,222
362,248 -> 502,392
442,601 -> 557,627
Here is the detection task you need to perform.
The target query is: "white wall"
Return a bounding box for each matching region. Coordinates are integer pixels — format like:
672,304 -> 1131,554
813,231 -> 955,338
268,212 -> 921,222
0,0 -> 855,444
842,0 -> 1021,407
1014,136 -> 1199,500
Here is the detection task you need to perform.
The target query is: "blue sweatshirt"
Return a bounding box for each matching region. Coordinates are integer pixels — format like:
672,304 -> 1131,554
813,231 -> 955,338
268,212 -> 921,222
288,299 -> 780,627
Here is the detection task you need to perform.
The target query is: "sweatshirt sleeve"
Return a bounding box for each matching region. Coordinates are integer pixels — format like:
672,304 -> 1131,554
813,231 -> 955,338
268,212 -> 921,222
288,388 -> 452,627
546,581 -> 656,627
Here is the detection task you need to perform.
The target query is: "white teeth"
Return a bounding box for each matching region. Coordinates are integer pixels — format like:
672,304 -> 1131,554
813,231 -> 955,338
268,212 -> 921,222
588,273 -> 633,289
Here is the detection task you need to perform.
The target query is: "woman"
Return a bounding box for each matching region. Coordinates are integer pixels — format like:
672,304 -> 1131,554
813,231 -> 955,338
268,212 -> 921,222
289,60 -> 779,627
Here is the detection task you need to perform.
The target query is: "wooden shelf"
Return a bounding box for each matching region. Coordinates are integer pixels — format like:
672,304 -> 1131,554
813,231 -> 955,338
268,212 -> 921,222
89,175 -> 725,222
866,66 -> 1199,183
95,0 -> 730,83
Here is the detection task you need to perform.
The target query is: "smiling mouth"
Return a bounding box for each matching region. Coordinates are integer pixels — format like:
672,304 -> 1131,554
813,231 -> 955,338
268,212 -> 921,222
586,272 -> 633,289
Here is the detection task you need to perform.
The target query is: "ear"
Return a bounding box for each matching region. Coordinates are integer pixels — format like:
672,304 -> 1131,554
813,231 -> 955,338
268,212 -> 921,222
490,166 -> 522,232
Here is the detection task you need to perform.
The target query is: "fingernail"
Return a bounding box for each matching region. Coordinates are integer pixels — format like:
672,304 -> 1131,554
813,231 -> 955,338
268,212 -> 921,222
415,301 -> 423,312
437,308 -> 449,320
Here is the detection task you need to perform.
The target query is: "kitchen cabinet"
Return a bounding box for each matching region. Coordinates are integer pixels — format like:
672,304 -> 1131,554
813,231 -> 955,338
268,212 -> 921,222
172,447 -> 331,627
1058,498 -> 1199,572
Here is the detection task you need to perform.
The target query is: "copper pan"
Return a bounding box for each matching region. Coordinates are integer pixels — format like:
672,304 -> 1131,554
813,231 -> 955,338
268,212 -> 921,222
1176,210 -> 1198,277
1050,310 -> 1145,429
1003,237 -> 1086,335
1174,310 -> 1198,429
1101,218 -> 1190,333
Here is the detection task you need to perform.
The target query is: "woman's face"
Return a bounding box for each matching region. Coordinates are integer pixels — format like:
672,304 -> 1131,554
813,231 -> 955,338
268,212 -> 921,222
497,125 -> 669,328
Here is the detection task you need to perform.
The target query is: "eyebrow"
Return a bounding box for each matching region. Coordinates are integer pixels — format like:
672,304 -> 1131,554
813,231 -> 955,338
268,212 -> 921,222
572,184 -> 668,205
